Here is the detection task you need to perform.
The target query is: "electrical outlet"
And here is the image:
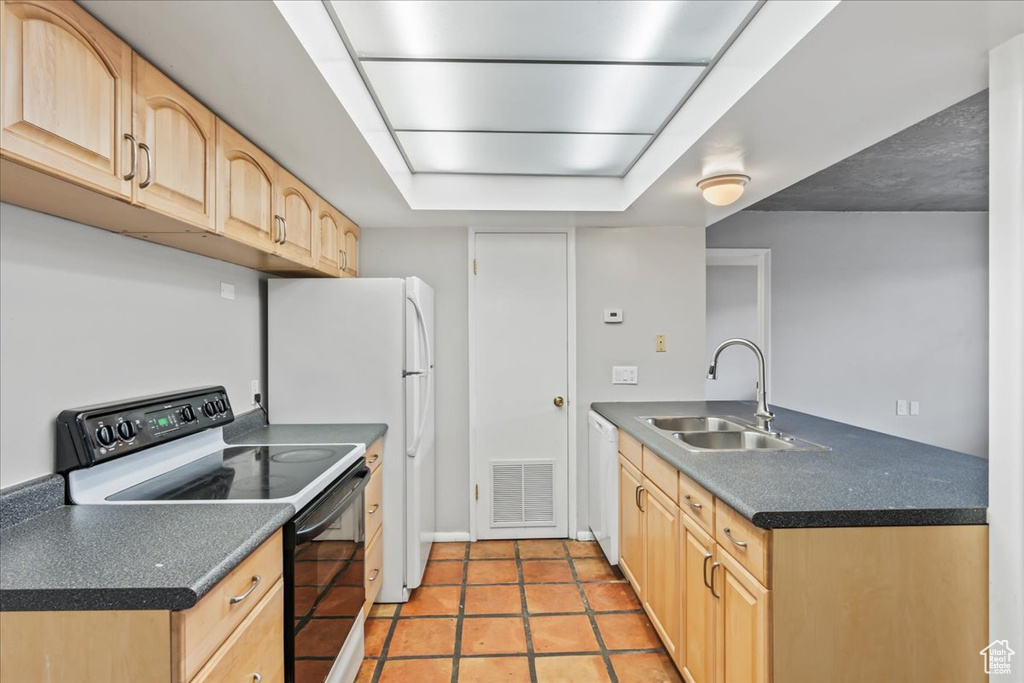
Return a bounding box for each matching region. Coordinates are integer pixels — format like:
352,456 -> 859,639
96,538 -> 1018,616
612,366 -> 638,385
656,334 -> 667,352
910,400 -> 920,415
896,399 -> 909,416
220,282 -> 235,300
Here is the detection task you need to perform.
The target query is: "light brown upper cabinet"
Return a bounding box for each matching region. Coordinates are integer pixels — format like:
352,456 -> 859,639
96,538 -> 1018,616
275,167 -> 316,268
316,202 -> 342,276
216,120 -> 278,252
132,55 -> 215,232
1,0 -> 132,198
342,219 -> 359,277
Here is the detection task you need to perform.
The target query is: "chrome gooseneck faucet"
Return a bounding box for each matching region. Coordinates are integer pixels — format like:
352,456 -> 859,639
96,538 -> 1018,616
707,338 -> 775,433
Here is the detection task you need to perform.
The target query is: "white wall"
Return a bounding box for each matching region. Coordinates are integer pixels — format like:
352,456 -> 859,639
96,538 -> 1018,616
707,211 -> 988,457
706,265 -> 759,401
0,203 -> 265,488
360,225 -> 707,536
987,33 -> 1024,663
358,227 -> 471,535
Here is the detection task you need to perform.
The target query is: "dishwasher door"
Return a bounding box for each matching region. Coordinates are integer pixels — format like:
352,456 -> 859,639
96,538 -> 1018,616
588,411 -> 619,565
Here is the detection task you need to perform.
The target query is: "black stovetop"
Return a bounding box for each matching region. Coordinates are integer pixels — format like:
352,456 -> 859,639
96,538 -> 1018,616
106,445 -> 357,502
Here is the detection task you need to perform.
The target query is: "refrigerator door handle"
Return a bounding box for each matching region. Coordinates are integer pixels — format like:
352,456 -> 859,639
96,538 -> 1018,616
407,293 -> 433,457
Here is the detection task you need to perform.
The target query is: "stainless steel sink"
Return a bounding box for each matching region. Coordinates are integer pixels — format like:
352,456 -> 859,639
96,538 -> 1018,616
643,416 -> 745,432
636,414 -> 828,452
672,430 -> 794,451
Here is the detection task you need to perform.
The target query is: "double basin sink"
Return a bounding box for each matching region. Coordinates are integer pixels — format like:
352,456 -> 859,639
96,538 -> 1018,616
639,416 -> 828,452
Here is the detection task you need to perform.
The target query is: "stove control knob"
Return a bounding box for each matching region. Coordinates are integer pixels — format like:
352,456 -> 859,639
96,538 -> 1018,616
181,405 -> 196,423
95,424 -> 116,447
116,421 -> 136,441
203,401 -> 217,418
215,399 -> 227,414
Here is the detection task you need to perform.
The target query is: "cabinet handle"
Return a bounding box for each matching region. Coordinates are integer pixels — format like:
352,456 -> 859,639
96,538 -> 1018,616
684,494 -> 703,510
138,143 -> 152,189
281,217 -> 288,244
710,561 -> 721,598
252,674 -> 262,683
368,568 -> 380,582
123,133 -> 137,180
702,552 -> 713,589
368,504 -> 380,515
341,249 -> 348,271
638,486 -> 646,513
229,575 -> 261,604
274,215 -> 284,244
723,527 -> 748,548
368,454 -> 379,464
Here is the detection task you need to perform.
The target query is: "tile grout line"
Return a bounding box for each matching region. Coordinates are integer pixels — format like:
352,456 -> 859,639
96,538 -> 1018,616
565,539 -> 620,683
511,540 -> 542,682
368,598 -> 403,683
449,542 -> 471,683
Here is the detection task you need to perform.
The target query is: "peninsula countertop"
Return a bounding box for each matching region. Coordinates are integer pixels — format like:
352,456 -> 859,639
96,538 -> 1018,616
591,401 -> 987,529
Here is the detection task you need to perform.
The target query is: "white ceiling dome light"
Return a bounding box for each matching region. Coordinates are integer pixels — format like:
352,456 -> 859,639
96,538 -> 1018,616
697,173 -> 750,206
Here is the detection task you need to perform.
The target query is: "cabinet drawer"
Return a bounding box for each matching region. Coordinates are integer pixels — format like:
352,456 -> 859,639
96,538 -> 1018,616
365,465 -> 383,542
678,470 -> 714,535
619,431 -> 642,469
715,501 -> 770,587
365,527 -> 384,607
642,447 -> 678,504
191,578 -> 284,683
366,438 -> 383,473
173,530 -> 283,681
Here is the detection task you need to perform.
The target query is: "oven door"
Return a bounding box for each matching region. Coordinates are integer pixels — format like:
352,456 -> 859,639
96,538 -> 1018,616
285,459 -> 370,683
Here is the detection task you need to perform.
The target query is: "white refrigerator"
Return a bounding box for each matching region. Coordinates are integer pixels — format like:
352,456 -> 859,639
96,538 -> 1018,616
268,277 -> 435,603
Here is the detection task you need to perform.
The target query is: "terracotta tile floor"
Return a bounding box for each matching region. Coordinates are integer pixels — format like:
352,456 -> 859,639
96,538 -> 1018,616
357,539 -> 681,682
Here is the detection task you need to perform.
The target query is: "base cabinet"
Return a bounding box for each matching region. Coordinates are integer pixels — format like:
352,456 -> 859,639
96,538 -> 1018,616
618,434 -> 988,683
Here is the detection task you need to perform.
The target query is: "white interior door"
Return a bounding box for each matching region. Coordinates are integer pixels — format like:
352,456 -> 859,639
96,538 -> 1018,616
474,232 -> 569,539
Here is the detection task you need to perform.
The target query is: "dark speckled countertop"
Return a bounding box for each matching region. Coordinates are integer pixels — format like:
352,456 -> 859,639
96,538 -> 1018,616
0,416 -> 388,611
592,401 -> 987,529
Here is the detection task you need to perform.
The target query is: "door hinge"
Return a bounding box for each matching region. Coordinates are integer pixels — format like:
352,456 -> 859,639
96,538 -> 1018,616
473,259 -> 478,275
475,484 -> 479,500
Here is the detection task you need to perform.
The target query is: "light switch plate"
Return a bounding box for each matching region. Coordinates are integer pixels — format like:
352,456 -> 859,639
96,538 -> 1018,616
910,400 -> 920,415
604,308 -> 623,323
612,366 -> 638,385
896,399 -> 909,416
220,282 -> 235,300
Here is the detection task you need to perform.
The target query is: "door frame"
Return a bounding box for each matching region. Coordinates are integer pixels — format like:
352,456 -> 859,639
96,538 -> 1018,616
705,248 -> 772,398
467,227 -> 578,542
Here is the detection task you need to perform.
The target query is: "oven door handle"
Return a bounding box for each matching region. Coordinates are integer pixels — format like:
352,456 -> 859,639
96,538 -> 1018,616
295,464 -> 371,544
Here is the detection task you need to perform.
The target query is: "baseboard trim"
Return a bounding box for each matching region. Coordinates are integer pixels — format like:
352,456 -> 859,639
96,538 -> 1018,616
433,531 -> 472,542
575,530 -> 596,542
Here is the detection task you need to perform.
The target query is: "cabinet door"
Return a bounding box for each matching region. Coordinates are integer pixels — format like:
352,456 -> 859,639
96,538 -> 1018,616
315,202 -> 342,276
132,55 -> 215,231
275,167 -> 316,267
216,120 -> 277,251
618,455 -> 644,596
342,220 -> 359,276
680,514 -> 716,683
1,0 -> 132,198
642,478 -> 680,660
715,550 -> 770,683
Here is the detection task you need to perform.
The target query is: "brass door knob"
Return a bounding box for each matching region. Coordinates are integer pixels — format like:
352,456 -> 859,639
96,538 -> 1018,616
553,396 -> 565,407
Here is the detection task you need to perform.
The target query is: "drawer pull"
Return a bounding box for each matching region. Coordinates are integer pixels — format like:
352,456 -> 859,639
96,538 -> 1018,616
368,504 -> 380,515
702,553 -> 713,589
723,527 -> 748,548
684,494 -> 703,510
229,575 -> 261,604
368,568 -> 380,582
252,674 -> 262,683
369,454 -> 380,464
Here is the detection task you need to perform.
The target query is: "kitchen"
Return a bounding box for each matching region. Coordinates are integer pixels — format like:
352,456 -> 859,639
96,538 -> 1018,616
0,1 -> 1021,682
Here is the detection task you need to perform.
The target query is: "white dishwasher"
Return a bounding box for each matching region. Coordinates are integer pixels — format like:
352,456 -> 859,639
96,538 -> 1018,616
588,410 -> 619,565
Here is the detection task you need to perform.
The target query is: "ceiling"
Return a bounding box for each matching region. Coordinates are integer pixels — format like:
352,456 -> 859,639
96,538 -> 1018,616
324,1 -> 758,177
749,90 -> 989,212
79,0 -> 1024,229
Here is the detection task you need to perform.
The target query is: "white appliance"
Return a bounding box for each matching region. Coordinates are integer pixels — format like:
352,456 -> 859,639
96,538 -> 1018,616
588,410 -> 619,565
269,277 -> 435,603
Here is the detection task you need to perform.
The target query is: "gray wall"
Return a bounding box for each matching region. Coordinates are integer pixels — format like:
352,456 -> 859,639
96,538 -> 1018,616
360,225 -> 707,536
707,211 -> 988,456
706,264 -> 759,400
0,203 -> 266,488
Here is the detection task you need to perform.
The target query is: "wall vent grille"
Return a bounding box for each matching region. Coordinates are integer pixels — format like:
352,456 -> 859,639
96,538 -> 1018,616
491,460 -> 555,528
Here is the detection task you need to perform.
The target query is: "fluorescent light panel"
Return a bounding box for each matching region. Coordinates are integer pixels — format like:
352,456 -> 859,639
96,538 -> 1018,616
325,0 -> 760,176
398,131 -> 650,176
